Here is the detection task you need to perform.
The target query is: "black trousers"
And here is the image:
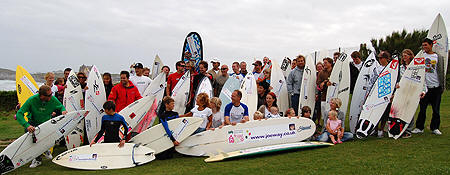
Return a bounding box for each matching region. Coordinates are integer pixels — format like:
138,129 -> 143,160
416,87 -> 442,130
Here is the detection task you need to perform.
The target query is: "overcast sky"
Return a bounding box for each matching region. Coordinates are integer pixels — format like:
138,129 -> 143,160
0,0 -> 449,73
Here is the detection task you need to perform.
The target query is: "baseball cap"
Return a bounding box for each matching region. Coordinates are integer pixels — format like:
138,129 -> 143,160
210,57 -> 220,63
252,60 -> 262,66
134,63 -> 144,69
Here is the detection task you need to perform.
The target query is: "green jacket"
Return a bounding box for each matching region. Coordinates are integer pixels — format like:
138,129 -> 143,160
16,94 -> 66,128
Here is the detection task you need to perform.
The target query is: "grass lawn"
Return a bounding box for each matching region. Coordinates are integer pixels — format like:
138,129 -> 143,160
1,91 -> 449,174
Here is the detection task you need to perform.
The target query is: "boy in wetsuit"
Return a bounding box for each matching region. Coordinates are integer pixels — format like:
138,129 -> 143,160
90,101 -> 128,147
157,96 -> 180,159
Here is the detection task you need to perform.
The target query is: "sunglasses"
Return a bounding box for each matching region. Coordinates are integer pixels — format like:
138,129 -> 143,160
178,65 -> 186,67
78,76 -> 87,79
221,68 -> 228,70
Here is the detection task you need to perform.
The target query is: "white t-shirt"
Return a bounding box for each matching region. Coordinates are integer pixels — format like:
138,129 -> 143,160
354,62 -> 362,70
191,105 -> 213,128
230,73 -> 244,83
42,83 -> 58,96
224,103 -> 249,124
211,111 -> 224,128
129,75 -> 152,95
264,107 -> 281,119
423,52 -> 439,88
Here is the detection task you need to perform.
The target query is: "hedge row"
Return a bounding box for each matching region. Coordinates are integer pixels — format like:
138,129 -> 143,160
0,91 -> 18,111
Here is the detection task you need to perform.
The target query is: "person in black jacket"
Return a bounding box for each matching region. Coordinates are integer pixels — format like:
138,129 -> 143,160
349,51 -> 362,94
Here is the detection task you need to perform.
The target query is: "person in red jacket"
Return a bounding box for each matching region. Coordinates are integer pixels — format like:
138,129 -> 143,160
108,71 -> 142,112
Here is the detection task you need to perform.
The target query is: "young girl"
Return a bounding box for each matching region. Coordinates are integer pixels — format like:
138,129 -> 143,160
180,92 -> 213,134
286,108 -> 296,118
326,110 -> 343,144
253,111 -> 264,120
209,97 -> 224,130
301,106 -> 312,119
323,98 -> 345,130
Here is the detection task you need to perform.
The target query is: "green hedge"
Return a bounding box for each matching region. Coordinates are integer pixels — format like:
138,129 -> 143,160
0,91 -> 18,111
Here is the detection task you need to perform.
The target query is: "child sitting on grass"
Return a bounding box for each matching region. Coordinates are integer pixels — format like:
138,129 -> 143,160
326,110 -> 343,144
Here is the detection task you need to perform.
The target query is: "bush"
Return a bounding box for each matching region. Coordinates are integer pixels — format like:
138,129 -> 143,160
0,91 -> 18,111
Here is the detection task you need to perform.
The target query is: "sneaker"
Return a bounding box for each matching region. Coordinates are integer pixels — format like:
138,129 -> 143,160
43,150 -> 53,159
411,128 -> 424,134
402,131 -> 412,139
377,130 -> 384,138
29,159 -> 42,168
432,129 -> 442,135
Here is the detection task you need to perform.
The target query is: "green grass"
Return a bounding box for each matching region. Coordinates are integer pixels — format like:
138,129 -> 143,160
1,91 -> 450,174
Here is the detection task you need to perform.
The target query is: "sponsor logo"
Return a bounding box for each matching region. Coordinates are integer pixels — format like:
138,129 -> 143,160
68,75 -> 80,88
414,57 -> 425,65
432,34 -> 442,41
338,53 -> 347,62
297,125 -> 312,132
390,59 -> 399,69
338,87 -> 349,94
129,113 -> 136,119
56,148 -> 77,160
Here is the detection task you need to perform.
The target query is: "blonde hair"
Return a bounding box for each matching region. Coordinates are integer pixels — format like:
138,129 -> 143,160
285,108 -> 295,117
253,111 -> 263,120
44,72 -> 55,80
210,97 -> 222,111
196,92 -> 210,108
330,98 -> 342,108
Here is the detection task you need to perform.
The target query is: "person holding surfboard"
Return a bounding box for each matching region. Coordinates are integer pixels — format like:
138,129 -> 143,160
129,63 -> 152,95
63,67 -> 71,85
90,101 -> 128,148
108,71 -> 142,112
161,66 -> 170,80
230,62 -> 244,81
186,61 -> 212,112
155,96 -> 180,159
396,49 -> 416,138
375,51 -> 392,138
16,85 -> 67,168
349,51 -> 363,94
317,57 -> 333,127
224,90 -> 250,125
412,38 -> 446,135
287,55 -> 305,115
166,61 -> 186,96
103,72 -> 113,99
180,92 -> 213,134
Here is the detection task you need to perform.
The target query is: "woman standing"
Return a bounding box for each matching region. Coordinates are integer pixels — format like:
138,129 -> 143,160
43,72 -> 58,96
103,72 -> 113,99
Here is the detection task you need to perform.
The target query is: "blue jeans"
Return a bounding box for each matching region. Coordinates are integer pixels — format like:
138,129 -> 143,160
316,131 -> 353,142
291,94 -> 300,116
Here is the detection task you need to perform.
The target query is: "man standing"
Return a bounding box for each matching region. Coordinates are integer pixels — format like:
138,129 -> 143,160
412,38 -> 446,135
213,65 -> 229,97
129,63 -> 152,95
207,58 -> 221,80
63,68 -> 72,85
333,52 -> 340,63
108,71 -> 142,112
16,85 -> 67,168
230,62 -> 244,81
252,60 -> 263,80
224,90 -> 250,125
287,55 -> 305,115
166,61 -> 186,96
240,61 -> 248,76
349,51 -> 362,94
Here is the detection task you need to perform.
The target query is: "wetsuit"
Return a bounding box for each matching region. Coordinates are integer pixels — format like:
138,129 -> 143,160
156,110 -> 179,159
93,113 -> 128,143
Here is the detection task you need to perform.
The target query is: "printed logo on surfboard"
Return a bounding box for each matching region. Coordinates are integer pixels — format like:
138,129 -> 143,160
227,124 -> 302,144
414,57 -> 425,65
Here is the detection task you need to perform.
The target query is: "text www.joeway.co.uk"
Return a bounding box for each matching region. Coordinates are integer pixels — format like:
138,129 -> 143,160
250,131 -> 296,140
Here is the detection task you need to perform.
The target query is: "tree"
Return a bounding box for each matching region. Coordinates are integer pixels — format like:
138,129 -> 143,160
370,29 -> 428,56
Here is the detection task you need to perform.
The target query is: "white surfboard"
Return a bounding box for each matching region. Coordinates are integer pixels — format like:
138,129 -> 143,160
325,52 -> 351,117
119,95 -> 154,133
53,143 -> 155,170
427,14 -> 448,74
219,75 -> 241,112
172,71 -> 191,115
175,117 -> 316,157
240,73 -> 258,120
142,72 -> 167,101
355,56 -> 399,138
298,55 -> 317,117
64,70 -> 85,149
0,111 -> 88,174
270,60 -> 289,117
84,66 -> 107,143
388,51 -> 426,139
194,77 -> 213,106
129,117 -> 203,154
348,53 -> 380,134
204,141 -> 332,162
151,54 -> 164,80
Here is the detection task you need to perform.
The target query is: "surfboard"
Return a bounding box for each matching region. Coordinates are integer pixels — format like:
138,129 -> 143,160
15,65 -> 39,122
172,71 -> 191,115
280,57 -> 292,78
128,98 -> 159,138
0,110 -> 88,174
355,56 -> 399,138
194,77 -> 213,106
204,141 -> 332,162
298,55 -> 317,117
142,72 -> 167,100
270,60 -> 289,117
64,70 -> 85,149
240,73 -> 258,120
53,143 -> 155,170
219,75 -> 242,112
129,117 -> 203,154
427,14 -> 448,74
349,52 -> 380,134
151,54 -> 163,80
84,66 -> 106,143
388,51 -> 426,139
182,32 -> 203,72
325,52 -> 351,117
175,117 -> 316,157
119,95 -> 154,134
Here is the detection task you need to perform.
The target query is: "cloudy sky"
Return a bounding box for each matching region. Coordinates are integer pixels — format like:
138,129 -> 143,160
0,0 -> 449,73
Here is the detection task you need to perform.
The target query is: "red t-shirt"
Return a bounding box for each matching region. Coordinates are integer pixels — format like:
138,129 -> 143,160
167,72 -> 185,92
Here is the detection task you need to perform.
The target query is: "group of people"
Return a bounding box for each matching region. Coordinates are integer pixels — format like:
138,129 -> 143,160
15,38 -> 445,167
